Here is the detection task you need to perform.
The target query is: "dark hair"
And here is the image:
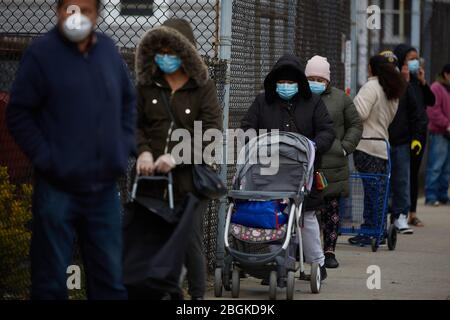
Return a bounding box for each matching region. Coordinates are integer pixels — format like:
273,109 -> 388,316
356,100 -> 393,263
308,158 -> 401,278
441,62 -> 450,76
370,55 -> 407,100
57,0 -> 101,11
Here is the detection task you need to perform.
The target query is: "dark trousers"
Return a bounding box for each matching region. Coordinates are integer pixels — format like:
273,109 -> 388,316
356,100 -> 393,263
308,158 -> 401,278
390,144 -> 411,219
30,177 -> 127,300
410,139 -> 426,213
320,198 -> 340,253
184,200 -> 208,299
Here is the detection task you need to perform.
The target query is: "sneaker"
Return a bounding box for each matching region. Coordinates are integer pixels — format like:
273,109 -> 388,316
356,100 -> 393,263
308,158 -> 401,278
348,235 -> 371,245
299,266 -> 327,282
394,215 -> 414,234
425,200 -> 440,207
324,252 -> 339,269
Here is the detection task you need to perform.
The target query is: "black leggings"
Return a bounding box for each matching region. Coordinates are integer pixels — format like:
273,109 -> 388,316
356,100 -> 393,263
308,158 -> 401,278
320,198 -> 340,253
410,139 -> 426,213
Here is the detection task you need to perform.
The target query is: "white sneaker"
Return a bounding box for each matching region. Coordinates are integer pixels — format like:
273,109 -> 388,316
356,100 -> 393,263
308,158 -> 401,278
394,215 -> 414,234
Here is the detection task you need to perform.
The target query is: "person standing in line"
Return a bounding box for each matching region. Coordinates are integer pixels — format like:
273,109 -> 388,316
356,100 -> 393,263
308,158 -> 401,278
380,49 -> 423,235
425,63 -> 450,207
134,18 -> 222,300
6,0 -> 136,299
393,44 -> 436,226
305,55 -> 362,268
241,54 -> 336,280
349,55 -> 407,245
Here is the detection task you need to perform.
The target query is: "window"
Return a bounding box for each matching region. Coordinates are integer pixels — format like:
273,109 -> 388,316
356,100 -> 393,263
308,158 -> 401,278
120,0 -> 154,16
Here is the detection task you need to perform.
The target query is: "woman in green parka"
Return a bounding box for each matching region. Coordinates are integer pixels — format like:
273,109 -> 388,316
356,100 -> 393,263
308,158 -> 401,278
305,56 -> 363,268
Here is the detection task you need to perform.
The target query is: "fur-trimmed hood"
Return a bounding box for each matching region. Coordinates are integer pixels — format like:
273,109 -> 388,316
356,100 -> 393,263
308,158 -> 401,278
135,19 -> 209,87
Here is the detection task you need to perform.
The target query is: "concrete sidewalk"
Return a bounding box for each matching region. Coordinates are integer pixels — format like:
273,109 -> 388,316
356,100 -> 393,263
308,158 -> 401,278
206,200 -> 450,300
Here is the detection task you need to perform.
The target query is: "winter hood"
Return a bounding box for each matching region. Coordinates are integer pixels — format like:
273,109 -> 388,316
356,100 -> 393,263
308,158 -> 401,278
264,54 -> 312,103
394,44 -> 416,68
135,18 -> 209,87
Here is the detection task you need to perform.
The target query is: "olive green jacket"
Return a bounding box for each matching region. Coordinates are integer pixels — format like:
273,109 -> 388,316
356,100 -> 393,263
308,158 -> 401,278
319,87 -> 363,198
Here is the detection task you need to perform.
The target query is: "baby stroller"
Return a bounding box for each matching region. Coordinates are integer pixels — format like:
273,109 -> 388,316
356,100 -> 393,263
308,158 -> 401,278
214,131 -> 318,300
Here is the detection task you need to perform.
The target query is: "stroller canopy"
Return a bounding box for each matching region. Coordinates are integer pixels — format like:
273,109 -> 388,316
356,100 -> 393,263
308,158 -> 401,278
233,131 -> 316,194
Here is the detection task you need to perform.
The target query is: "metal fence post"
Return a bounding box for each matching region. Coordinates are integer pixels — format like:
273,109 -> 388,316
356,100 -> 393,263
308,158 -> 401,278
411,0 -> 421,52
350,0 -> 358,97
215,0 -> 233,269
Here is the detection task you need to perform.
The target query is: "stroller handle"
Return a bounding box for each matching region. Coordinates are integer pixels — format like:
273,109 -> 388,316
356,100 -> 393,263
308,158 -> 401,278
131,173 -> 174,210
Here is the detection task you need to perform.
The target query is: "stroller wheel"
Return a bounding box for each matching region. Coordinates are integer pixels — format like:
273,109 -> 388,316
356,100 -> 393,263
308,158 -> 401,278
310,263 -> 321,294
371,238 -> 379,252
286,271 -> 295,300
223,267 -> 231,291
214,268 -> 223,297
269,271 -> 277,300
231,269 -> 240,298
387,224 -> 397,251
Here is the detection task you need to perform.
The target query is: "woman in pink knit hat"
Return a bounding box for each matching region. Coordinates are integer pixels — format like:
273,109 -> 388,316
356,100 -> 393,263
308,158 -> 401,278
305,55 -> 363,269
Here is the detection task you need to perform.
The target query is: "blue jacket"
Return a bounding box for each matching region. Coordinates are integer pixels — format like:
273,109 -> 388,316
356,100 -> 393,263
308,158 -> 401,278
6,27 -> 136,193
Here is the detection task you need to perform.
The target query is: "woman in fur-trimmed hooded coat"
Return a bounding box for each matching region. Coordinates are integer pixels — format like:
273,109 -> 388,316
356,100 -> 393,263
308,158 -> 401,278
132,18 -> 222,299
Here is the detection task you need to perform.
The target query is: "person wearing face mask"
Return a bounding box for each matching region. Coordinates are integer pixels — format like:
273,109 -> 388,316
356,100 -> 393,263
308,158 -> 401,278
6,0 -> 136,299
241,54 -> 335,282
134,19 -> 222,300
425,63 -> 450,207
305,56 -> 362,268
393,45 -> 436,226
377,49 -> 423,235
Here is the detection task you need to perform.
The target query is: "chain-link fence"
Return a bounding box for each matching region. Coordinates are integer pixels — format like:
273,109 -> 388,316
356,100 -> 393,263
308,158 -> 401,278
0,0 -> 351,299
227,0 -> 350,182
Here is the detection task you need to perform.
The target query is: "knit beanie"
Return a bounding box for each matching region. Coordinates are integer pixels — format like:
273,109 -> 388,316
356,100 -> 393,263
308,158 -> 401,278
305,55 -> 331,82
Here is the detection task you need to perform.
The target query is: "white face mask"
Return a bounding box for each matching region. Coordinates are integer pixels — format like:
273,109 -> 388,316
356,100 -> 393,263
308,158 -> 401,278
62,13 -> 93,43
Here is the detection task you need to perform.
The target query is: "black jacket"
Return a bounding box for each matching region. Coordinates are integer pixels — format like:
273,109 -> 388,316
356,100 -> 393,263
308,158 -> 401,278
388,84 -> 422,146
391,44 -> 436,145
241,54 -> 335,210
6,28 -> 136,193
409,75 -> 436,143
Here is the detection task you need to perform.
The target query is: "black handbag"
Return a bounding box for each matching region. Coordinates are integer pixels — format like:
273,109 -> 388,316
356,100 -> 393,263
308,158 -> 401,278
192,163 -> 227,199
159,91 -> 226,200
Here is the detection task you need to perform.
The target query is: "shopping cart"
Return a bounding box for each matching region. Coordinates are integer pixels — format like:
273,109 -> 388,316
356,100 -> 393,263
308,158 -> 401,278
339,138 -> 397,252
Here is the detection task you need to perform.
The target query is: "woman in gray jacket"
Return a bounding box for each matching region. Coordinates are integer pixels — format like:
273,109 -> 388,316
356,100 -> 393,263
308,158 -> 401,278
305,56 -> 363,268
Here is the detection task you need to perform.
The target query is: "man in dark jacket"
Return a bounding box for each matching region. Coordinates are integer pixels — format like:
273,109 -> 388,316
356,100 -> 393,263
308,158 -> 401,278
393,45 -> 436,226
241,54 -> 335,280
6,0 -> 136,299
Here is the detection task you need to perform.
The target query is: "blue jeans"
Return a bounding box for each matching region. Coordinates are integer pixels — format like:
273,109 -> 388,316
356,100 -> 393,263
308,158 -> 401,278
390,144 -> 411,219
425,134 -> 450,203
31,176 -> 127,300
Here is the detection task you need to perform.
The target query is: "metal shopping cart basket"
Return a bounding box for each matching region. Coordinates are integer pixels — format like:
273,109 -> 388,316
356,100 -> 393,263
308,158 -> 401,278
339,138 -> 397,252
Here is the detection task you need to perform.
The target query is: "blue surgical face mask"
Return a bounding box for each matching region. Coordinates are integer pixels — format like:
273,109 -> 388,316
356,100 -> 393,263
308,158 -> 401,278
408,59 -> 420,74
276,83 -> 299,100
155,54 -> 182,74
308,81 -> 327,95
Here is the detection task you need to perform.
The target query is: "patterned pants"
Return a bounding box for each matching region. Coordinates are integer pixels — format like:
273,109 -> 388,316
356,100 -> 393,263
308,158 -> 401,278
320,198 -> 340,253
354,150 -> 388,227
